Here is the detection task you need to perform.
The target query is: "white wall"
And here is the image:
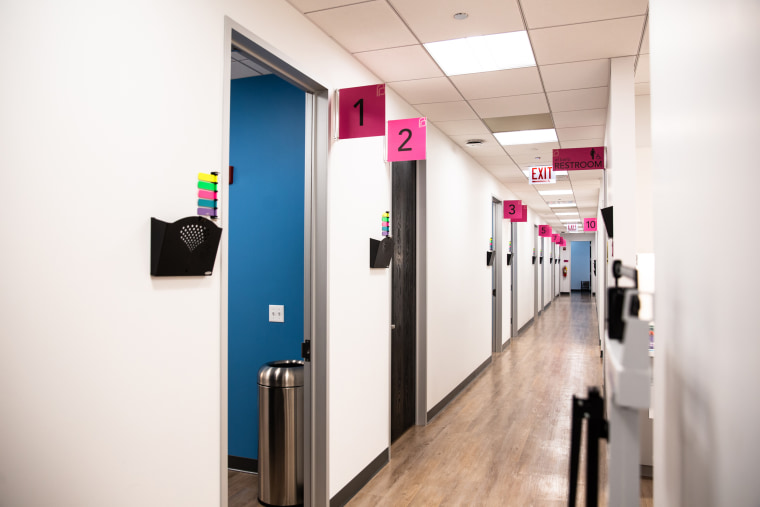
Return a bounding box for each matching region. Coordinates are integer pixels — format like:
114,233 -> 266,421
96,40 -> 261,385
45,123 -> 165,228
424,124 -> 520,410
635,93 -> 653,254
516,212 -> 538,329
0,1 -> 569,505
650,0 -> 760,505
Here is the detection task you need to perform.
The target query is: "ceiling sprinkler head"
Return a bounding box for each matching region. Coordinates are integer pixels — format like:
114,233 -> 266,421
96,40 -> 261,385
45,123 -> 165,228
465,139 -> 484,147
453,12 -> 469,20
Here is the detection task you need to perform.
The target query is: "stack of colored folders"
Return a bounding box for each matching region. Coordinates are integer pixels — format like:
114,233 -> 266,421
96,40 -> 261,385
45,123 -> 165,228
198,172 -> 218,218
382,211 -> 390,236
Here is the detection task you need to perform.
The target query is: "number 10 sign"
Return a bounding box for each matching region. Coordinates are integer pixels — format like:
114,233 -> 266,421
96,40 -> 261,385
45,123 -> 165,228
388,118 -> 427,162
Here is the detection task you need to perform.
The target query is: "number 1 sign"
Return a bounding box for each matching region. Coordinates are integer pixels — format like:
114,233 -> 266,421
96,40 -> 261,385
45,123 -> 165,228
388,118 -> 427,161
338,84 -> 386,139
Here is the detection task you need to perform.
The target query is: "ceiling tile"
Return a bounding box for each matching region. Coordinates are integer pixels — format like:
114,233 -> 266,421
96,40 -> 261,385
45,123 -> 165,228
504,141 -> 559,155
560,138 -> 604,148
450,67 -> 543,100
530,17 -> 646,65
547,87 -> 608,112
540,59 -> 610,92
552,109 -> 606,128
286,0 -> 363,13
450,135 -> 506,156
414,101 -> 478,121
470,93 -> 549,117
568,169 -> 605,182
484,113 -> 553,133
635,54 -> 650,83
520,0 -> 648,29
354,45 -> 443,82
473,154 -> 514,165
512,153 -> 553,165
557,125 -> 606,142
388,0 -> 525,43
388,77 -> 462,104
433,119 -> 492,136
306,1 -> 417,53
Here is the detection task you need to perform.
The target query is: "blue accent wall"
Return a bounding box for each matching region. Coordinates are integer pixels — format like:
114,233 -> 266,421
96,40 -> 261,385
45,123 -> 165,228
228,75 -> 305,460
570,241 -> 591,291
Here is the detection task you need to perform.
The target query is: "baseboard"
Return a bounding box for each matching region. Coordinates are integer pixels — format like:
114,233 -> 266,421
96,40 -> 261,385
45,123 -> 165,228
501,336 -> 510,351
228,455 -> 257,474
544,301 -> 552,310
518,317 -> 534,335
560,292 -> 570,295
640,465 -> 653,478
330,448 -> 389,506
427,356 -> 492,422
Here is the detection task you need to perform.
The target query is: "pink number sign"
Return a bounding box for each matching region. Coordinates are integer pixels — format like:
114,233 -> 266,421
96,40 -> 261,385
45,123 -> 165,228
339,84 -> 386,139
539,225 -> 552,237
584,217 -> 598,231
551,234 -> 560,243
512,205 -> 528,223
388,118 -> 427,161
503,200 -> 522,219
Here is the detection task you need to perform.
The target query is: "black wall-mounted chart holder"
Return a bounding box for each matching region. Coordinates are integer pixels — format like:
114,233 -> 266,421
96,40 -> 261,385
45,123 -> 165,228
151,216 -> 222,276
532,255 -> 537,265
507,253 -> 512,266
369,237 -> 393,268
540,255 -> 544,264
486,251 -> 495,266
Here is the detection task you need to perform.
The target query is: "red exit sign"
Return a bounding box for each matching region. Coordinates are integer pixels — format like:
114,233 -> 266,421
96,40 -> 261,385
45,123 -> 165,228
530,165 -> 554,184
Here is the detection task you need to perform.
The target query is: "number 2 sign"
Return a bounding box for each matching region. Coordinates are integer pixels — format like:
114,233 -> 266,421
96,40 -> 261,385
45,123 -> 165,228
388,118 -> 427,161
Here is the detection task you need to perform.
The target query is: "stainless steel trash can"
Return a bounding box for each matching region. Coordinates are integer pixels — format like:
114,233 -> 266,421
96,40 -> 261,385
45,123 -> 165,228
258,360 -> 304,507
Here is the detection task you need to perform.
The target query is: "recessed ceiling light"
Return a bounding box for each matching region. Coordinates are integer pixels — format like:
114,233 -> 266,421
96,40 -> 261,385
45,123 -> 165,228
539,190 -> 573,196
494,129 -> 557,146
549,202 -> 577,208
453,12 -> 468,20
424,31 -> 536,76
555,212 -> 579,216
465,139 -> 485,147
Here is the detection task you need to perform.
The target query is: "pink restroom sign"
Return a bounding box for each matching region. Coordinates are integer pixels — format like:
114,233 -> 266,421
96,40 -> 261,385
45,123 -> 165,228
503,200 -> 522,220
553,147 -> 605,170
388,117 -> 427,161
338,84 -> 386,139
583,217 -> 598,231
539,225 -> 552,237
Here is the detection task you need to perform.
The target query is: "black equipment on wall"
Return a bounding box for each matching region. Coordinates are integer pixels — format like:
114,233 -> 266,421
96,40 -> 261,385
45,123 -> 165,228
601,206 -> 614,238
151,216 -> 222,276
369,237 -> 394,268
486,251 -> 495,266
568,386 -> 608,507
607,260 -> 640,341
507,253 -> 512,266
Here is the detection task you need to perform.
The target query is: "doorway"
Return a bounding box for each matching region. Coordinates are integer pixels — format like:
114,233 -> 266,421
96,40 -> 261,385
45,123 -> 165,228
222,24 -> 329,507
570,241 -> 592,292
534,225 -> 539,321
510,223 -> 518,338
391,160 -> 416,442
491,198 -> 502,353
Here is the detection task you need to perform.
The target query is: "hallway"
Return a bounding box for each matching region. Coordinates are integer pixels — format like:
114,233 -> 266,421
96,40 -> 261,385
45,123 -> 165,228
229,294 -> 653,506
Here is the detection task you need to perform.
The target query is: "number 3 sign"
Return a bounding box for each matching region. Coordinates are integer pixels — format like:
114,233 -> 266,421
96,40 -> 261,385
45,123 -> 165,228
388,118 -> 427,162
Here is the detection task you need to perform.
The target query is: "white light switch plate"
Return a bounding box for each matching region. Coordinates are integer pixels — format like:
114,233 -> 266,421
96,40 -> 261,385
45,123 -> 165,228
269,305 -> 284,323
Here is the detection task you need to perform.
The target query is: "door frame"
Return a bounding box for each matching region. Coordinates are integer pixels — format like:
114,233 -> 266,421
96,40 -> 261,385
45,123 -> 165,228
491,198 -> 502,353
221,19 -> 329,507
510,222 -> 518,338
534,225 -> 539,321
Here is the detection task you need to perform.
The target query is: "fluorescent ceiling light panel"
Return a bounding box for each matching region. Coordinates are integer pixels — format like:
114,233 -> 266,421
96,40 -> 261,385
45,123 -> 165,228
424,32 -> 536,76
555,212 -> 579,216
548,202 -> 577,208
539,190 -> 573,196
561,219 -> 583,222
494,129 -> 558,146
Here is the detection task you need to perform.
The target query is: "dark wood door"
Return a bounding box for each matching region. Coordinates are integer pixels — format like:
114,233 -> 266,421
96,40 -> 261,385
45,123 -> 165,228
391,161 -> 416,443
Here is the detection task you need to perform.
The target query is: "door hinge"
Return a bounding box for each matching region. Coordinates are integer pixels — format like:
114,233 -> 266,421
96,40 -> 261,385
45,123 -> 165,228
301,340 -> 311,362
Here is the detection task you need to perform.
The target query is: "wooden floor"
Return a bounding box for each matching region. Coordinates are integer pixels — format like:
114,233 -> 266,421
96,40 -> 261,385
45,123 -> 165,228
228,293 -> 653,506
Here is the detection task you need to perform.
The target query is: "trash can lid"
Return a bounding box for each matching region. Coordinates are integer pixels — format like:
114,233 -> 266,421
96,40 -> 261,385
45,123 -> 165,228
258,360 -> 305,387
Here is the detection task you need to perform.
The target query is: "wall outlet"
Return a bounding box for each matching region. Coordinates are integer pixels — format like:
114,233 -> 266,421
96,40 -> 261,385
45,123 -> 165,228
269,305 -> 285,323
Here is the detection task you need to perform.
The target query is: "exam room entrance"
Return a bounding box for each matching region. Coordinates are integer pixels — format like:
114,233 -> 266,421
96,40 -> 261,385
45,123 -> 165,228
223,27 -> 329,506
